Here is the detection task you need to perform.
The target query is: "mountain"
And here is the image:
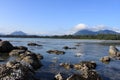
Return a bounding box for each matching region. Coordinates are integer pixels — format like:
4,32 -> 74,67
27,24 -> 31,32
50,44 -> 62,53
74,29 -> 119,35
10,31 -> 27,35
74,29 -> 96,35
97,30 -> 117,34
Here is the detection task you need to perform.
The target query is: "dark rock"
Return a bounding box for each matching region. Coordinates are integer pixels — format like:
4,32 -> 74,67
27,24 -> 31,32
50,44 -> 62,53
47,50 -> 65,55
14,46 -> 28,50
0,39 -> 2,41
63,46 -> 76,49
28,42 -> 42,46
0,41 -> 14,53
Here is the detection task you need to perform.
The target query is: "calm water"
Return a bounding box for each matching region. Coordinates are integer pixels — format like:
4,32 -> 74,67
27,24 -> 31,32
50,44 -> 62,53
0,38 -> 120,80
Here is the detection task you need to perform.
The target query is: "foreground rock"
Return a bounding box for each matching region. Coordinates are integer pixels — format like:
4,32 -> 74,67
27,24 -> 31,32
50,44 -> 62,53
9,49 -> 43,70
47,50 -> 65,55
55,70 -> 102,80
28,42 -> 42,46
0,41 -> 14,53
0,61 -> 36,80
56,61 -> 102,80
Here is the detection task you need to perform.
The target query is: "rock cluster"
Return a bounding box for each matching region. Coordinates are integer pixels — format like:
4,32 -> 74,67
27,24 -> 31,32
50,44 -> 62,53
57,61 -> 102,80
0,40 -> 43,80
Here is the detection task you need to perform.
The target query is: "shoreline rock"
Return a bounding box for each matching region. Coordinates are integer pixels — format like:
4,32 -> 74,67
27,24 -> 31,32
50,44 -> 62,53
47,50 -> 65,55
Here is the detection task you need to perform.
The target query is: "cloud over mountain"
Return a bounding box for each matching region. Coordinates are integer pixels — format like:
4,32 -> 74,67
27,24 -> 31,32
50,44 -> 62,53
69,23 -> 120,34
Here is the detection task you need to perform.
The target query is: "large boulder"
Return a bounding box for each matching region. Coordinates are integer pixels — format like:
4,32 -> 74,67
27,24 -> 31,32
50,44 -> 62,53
0,41 -> 14,53
21,51 -> 43,70
109,46 -> 119,57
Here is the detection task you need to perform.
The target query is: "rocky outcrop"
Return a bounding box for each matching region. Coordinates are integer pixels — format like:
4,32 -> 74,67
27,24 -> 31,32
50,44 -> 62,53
47,50 -> 65,55
55,70 -> 102,80
57,61 -> 102,80
60,61 -> 96,71
108,45 -> 120,60
28,42 -> 42,46
109,46 -> 119,57
0,61 -> 36,80
0,41 -> 14,53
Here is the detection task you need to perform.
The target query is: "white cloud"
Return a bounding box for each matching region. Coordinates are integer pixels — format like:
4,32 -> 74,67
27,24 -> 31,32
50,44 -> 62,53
68,23 -> 88,34
91,25 -> 108,31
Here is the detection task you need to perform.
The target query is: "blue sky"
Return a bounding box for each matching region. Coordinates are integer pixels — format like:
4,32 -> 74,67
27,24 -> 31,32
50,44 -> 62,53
0,0 -> 120,35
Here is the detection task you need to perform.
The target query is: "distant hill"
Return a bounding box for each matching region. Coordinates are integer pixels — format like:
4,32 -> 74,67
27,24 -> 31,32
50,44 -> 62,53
74,29 -> 96,35
10,31 -> 27,35
74,29 -> 119,35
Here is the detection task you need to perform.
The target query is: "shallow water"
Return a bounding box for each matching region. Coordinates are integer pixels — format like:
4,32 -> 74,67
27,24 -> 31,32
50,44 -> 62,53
1,38 -> 120,80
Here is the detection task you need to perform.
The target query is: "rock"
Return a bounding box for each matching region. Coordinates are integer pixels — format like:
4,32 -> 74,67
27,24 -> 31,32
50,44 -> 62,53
109,46 -> 119,57
0,41 -> 14,53
37,54 -> 44,60
66,74 -> 84,80
14,46 -> 28,50
82,70 -> 102,80
100,56 -> 111,63
74,61 -> 96,70
47,50 -> 65,55
60,63 -> 73,69
74,53 -> 83,57
0,39 -> 2,41
28,42 -> 42,46
9,49 -> 26,56
21,51 -> 42,70
63,46 -> 76,49
0,61 -> 36,80
55,73 -> 64,80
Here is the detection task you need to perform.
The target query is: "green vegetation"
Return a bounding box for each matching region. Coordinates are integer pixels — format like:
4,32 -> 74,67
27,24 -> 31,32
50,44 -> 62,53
0,34 -> 120,40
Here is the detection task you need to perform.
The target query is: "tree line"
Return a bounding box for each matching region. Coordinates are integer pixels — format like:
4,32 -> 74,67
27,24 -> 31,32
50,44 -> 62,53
0,34 -> 120,40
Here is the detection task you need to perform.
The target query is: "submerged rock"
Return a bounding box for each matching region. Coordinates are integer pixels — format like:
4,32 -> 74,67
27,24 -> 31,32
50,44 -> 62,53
14,46 -> 28,51
60,63 -> 73,69
100,56 -> 111,63
28,42 -> 42,46
47,50 -> 65,55
63,46 -> 76,50
0,41 -> 14,53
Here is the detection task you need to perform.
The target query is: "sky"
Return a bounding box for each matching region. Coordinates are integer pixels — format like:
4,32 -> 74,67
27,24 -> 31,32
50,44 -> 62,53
0,0 -> 120,35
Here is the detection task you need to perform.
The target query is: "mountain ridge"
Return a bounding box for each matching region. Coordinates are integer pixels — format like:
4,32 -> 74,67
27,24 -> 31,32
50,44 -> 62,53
74,29 -> 119,35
